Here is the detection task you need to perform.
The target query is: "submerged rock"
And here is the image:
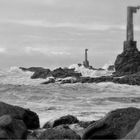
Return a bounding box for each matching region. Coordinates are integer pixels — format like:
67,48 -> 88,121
0,102 -> 40,129
39,125 -> 81,140
0,115 -> 27,139
82,107 -> 140,140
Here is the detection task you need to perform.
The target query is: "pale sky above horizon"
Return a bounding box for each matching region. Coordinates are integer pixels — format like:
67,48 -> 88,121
0,0 -> 140,69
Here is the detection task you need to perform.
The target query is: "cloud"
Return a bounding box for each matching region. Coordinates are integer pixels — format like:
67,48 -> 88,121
5,19 -> 133,31
0,47 -> 7,53
8,19 -> 140,32
24,46 -> 70,56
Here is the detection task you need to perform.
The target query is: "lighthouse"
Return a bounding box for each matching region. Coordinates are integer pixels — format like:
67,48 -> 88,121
83,49 -> 89,68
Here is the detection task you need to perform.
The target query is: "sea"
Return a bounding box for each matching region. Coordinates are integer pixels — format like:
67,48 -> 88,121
0,65 -> 140,127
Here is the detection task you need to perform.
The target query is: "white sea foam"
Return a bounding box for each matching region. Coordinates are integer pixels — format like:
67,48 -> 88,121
0,66 -> 47,85
0,64 -> 114,85
69,64 -> 113,77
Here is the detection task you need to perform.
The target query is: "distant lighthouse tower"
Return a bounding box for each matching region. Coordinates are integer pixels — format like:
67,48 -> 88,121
83,49 -> 89,68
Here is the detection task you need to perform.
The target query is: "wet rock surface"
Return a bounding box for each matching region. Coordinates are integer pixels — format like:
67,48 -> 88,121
0,102 -> 40,129
43,115 -> 79,128
1,102 -> 140,140
0,115 -> 27,139
39,125 -> 81,140
82,107 -> 140,140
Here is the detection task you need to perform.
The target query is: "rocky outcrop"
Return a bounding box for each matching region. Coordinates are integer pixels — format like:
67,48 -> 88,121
51,68 -> 81,78
82,107 -> 140,140
20,67 -> 82,79
0,102 -> 40,129
114,41 -> 140,76
20,67 -> 51,79
31,69 -> 51,79
39,125 -> 81,140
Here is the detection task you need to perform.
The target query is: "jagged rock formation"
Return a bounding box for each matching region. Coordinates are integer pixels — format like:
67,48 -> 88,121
20,67 -> 81,79
114,41 -> 140,76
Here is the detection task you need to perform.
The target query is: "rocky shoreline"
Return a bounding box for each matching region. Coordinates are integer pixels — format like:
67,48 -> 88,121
20,39 -> 140,86
0,101 -> 140,139
19,66 -> 140,86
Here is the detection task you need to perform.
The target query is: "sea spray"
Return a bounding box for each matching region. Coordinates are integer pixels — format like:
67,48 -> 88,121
69,64 -> 113,77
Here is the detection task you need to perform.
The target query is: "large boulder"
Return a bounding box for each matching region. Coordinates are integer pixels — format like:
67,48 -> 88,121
0,115 -> 27,139
82,107 -> 140,140
39,125 -> 81,140
0,102 -> 40,129
43,115 -> 79,128
53,115 -> 79,127
114,41 -> 140,76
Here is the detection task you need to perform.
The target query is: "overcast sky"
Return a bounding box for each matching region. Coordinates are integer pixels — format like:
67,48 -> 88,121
0,0 -> 140,68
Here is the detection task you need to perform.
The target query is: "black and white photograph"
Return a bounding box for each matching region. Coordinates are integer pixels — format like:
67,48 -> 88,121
0,0 -> 140,139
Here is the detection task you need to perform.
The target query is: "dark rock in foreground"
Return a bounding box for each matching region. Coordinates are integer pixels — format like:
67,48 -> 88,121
0,102 -> 40,129
0,115 -> 27,139
82,107 -> 140,140
43,115 -> 79,128
39,125 -> 81,140
53,115 -> 79,128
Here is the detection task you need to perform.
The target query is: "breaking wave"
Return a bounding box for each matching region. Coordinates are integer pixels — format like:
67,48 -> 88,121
0,66 -> 47,85
69,64 -> 113,77
0,64 -> 114,85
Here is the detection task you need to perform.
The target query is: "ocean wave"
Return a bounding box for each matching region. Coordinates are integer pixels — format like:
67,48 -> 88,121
0,66 -> 47,85
69,64 -> 113,77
